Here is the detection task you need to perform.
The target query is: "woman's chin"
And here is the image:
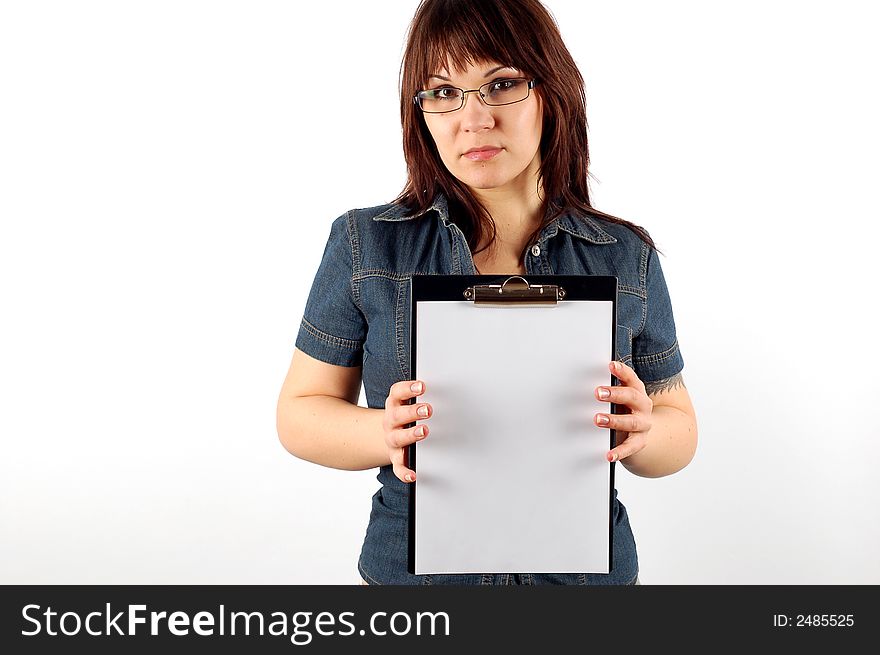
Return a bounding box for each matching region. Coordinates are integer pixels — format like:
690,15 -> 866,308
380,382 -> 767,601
457,171 -> 511,191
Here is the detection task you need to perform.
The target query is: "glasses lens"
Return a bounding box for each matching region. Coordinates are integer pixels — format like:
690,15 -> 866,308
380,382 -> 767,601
418,87 -> 463,113
482,79 -> 530,106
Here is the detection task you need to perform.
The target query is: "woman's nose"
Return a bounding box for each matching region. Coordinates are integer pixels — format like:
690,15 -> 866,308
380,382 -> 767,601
459,90 -> 495,132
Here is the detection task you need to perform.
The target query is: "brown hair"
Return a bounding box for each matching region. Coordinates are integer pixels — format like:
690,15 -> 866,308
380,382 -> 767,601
394,0 -> 658,259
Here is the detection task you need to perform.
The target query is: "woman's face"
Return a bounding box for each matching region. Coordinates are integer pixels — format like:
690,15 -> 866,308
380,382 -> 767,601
421,58 -> 543,194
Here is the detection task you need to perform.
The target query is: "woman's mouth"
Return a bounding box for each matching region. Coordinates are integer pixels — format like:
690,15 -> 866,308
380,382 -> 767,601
463,147 -> 503,161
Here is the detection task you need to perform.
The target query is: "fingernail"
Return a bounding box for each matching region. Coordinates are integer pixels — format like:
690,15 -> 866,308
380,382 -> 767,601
405,474 -> 413,482
417,405 -> 429,418
598,387 -> 610,400
416,425 -> 425,437
609,452 -> 618,462
611,361 -> 619,371
411,382 -> 422,394
597,414 -> 610,426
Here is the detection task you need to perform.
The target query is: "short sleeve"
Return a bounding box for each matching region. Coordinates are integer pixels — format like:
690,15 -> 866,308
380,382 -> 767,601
294,213 -> 366,367
631,245 -> 685,383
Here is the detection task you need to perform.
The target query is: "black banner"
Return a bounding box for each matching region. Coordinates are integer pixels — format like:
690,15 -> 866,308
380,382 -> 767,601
1,585 -> 875,652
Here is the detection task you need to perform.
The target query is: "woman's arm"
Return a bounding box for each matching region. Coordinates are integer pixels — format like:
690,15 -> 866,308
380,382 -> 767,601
595,362 -> 698,478
276,348 -> 390,471
619,373 -> 698,478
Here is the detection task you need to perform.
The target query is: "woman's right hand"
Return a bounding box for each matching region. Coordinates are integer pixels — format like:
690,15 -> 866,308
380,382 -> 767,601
382,380 -> 432,483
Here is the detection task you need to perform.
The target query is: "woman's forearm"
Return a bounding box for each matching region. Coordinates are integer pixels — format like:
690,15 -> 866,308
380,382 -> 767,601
278,395 -> 697,477
620,405 -> 698,478
276,395 -> 391,471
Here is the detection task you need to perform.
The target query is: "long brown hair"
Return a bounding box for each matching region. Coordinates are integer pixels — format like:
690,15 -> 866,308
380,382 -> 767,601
395,0 -> 657,259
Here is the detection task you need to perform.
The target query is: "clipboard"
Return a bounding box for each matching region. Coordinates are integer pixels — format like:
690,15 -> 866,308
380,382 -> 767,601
407,274 -> 619,575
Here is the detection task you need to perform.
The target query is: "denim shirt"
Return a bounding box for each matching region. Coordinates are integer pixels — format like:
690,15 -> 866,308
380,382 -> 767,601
295,193 -> 684,585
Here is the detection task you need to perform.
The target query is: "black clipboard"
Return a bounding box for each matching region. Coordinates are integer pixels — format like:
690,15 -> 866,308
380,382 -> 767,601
407,275 -> 619,575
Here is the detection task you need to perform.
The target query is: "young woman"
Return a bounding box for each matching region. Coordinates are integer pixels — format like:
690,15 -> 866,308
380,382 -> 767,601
277,0 -> 698,585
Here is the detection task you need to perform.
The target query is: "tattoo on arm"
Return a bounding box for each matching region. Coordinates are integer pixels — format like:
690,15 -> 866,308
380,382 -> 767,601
644,372 -> 685,397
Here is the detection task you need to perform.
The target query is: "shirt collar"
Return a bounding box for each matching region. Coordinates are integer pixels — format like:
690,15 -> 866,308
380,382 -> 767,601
373,193 -> 617,245
373,194 -> 451,223
544,207 -> 618,245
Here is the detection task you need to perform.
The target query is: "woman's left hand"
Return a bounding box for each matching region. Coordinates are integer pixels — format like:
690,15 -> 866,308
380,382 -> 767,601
594,361 -> 653,463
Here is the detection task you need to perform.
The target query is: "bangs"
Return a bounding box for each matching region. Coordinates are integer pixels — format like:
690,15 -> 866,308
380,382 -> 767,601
413,0 -> 535,86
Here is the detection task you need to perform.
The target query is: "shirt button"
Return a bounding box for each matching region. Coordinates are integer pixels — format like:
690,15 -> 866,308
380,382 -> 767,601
531,244 -> 541,257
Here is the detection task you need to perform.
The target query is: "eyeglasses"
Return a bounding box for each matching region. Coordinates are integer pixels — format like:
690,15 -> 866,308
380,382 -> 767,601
413,78 -> 537,114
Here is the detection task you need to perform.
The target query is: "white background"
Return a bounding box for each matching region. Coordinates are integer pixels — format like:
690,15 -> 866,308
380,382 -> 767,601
1,0 -> 878,584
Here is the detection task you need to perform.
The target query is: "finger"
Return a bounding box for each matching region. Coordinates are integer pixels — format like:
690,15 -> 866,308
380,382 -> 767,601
393,462 -> 417,483
607,432 -> 647,463
386,380 -> 425,409
594,411 -> 649,433
396,401 -> 431,428
394,446 -> 417,483
595,385 -> 652,413
403,380 -> 425,400
609,361 -> 645,392
389,446 -> 405,467
389,423 -> 429,449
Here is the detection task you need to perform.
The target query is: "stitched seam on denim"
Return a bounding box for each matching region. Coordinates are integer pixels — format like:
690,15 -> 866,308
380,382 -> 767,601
395,279 -> 408,380
578,573 -> 587,585
422,575 -> 433,586
353,270 -> 414,282
627,572 -> 639,585
540,249 -> 552,274
619,284 -> 644,299
637,242 -> 650,336
634,338 -> 680,365
538,224 -> 559,245
524,573 -> 533,585
300,318 -> 362,350
346,211 -> 366,316
358,562 -> 382,585
583,215 -> 620,243
557,222 -> 616,244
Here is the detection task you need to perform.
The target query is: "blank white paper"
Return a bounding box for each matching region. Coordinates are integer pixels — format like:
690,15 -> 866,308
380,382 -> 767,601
414,299 -> 613,574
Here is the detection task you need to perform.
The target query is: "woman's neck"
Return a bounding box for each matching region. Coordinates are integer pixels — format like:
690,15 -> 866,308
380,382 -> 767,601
470,182 -> 544,255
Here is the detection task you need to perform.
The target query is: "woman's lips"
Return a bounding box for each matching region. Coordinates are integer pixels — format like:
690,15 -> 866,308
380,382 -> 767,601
463,147 -> 503,161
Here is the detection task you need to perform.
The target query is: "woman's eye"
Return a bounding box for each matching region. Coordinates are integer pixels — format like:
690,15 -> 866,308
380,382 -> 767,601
489,79 -> 517,93
435,87 -> 458,100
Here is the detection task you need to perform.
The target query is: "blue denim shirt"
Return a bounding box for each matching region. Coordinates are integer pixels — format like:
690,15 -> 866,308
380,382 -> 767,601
295,193 -> 684,585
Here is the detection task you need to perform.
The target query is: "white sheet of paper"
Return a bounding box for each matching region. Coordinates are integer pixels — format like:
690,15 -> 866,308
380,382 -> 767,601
414,300 -> 613,574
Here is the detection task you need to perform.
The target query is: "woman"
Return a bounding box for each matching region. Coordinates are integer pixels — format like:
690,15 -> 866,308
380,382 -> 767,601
276,0 -> 698,585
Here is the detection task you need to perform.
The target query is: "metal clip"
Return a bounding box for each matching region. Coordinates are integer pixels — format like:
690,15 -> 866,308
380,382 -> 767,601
463,276 -> 565,305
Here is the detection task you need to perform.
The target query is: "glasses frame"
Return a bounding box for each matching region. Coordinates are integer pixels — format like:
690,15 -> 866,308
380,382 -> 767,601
413,78 -> 538,114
